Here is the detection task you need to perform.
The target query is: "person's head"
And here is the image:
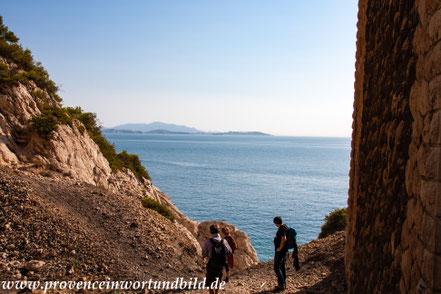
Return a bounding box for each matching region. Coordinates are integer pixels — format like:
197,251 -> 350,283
221,227 -> 230,236
210,224 -> 219,235
273,216 -> 283,227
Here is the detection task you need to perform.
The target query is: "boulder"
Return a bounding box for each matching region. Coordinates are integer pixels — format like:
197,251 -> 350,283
197,221 -> 259,271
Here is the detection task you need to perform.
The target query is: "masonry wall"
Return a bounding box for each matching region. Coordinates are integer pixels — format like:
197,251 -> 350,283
346,0 -> 441,293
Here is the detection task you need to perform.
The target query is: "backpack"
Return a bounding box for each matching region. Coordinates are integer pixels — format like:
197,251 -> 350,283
207,239 -> 226,271
225,235 -> 237,252
286,227 -> 297,249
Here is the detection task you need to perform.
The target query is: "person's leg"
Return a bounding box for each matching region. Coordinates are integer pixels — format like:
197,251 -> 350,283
224,264 -> 230,282
273,253 -> 284,288
280,254 -> 286,288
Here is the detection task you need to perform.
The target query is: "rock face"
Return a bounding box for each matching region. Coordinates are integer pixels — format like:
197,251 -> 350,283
197,221 -> 259,271
0,64 -> 197,237
346,0 -> 441,293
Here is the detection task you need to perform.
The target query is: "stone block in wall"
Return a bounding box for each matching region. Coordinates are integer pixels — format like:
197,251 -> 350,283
428,9 -> 441,43
422,248 -> 435,290
411,260 -> 423,292
401,248 -> 413,288
417,146 -> 441,181
424,41 -> 441,80
429,75 -> 441,111
422,213 -> 437,252
426,0 -> 441,15
423,114 -> 433,144
429,110 -> 441,144
421,180 -> 441,216
414,24 -> 429,55
410,80 -> 430,117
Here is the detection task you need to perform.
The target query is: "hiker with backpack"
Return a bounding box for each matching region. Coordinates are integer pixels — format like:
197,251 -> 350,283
202,224 -> 232,294
273,216 -> 289,292
273,216 -> 301,292
221,227 -> 238,283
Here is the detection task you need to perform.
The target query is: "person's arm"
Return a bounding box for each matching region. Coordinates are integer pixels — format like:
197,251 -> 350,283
224,239 -> 232,256
231,238 -> 238,251
202,240 -> 210,258
276,236 -> 286,252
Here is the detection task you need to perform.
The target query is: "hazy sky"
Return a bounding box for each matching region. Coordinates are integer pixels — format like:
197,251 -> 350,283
2,1 -> 358,137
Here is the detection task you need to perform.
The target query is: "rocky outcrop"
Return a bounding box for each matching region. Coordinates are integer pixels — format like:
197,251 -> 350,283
197,221 -> 259,271
0,65 -> 198,237
346,0 -> 441,293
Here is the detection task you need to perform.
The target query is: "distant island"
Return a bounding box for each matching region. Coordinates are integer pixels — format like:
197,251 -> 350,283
212,131 -> 270,136
106,122 -> 203,134
103,122 -> 271,136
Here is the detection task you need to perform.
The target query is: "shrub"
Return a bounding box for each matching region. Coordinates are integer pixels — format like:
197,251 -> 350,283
77,125 -> 86,134
142,197 -> 175,222
0,62 -> 15,85
318,207 -> 347,238
30,104 -> 72,139
0,16 -> 60,99
90,133 -> 123,171
117,150 -> 150,182
32,89 -> 47,101
30,109 -> 59,140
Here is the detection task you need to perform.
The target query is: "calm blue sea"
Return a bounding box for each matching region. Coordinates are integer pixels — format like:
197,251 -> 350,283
104,134 -> 350,261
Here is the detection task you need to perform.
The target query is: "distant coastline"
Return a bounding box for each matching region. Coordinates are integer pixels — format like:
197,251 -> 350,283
102,128 -> 271,136
103,122 -> 271,136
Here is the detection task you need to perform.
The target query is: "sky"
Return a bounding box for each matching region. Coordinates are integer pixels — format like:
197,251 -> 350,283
2,1 -> 358,137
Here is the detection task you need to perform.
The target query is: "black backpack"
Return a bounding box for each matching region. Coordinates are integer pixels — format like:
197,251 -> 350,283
207,239 -> 226,271
286,227 -> 297,249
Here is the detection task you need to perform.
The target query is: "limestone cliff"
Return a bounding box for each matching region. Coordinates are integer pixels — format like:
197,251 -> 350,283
0,57 -> 198,237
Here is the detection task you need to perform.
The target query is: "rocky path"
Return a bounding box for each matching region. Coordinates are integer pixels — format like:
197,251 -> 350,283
182,231 -> 346,294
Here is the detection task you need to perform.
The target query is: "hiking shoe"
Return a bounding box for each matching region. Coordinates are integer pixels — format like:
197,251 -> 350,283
273,286 -> 285,293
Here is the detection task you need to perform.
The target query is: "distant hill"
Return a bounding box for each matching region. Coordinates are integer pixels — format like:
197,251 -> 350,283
109,122 -> 204,134
104,123 -> 272,136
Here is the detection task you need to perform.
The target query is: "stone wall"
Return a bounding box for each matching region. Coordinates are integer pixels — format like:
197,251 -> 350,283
346,0 -> 441,293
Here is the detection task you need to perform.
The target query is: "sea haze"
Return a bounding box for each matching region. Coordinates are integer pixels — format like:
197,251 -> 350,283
104,134 -> 351,261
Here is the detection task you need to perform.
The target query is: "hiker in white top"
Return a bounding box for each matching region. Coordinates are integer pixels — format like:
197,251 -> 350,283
202,224 -> 232,294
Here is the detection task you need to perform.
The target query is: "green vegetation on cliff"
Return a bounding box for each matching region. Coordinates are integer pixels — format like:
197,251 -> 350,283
0,16 -> 60,101
319,207 -> 347,238
142,197 -> 175,222
0,16 -> 150,183
30,105 -> 72,139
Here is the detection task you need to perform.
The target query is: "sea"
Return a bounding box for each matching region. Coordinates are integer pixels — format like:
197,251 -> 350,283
104,134 -> 351,262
